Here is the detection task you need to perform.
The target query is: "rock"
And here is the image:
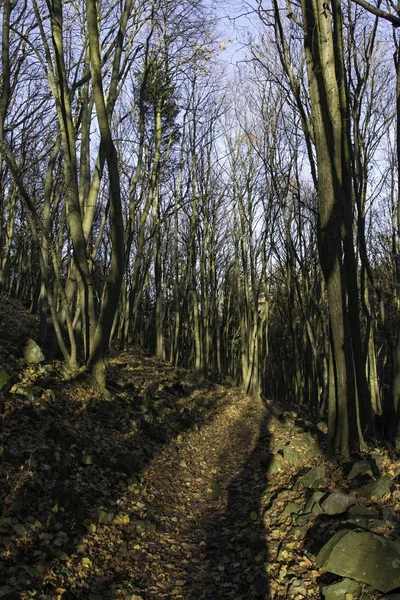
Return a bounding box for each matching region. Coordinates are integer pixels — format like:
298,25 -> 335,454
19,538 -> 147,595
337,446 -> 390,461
305,490 -> 326,515
98,508 -> 114,523
382,507 -> 398,521
0,368 -> 10,391
282,445 -> 304,467
344,516 -> 369,529
39,389 -> 56,405
320,492 -> 356,515
82,452 -> 98,465
268,453 -> 287,474
351,473 -> 376,486
280,502 -> 303,517
347,504 -> 378,518
358,476 -> 392,500
347,459 -> 381,481
10,384 -> 41,401
317,529 -> 400,593
294,417 -> 313,431
298,466 -> 326,488
20,337 -> 45,363
270,441 -> 286,455
290,432 -> 318,452
287,579 -> 307,597
322,577 -> 362,600
370,452 -> 384,469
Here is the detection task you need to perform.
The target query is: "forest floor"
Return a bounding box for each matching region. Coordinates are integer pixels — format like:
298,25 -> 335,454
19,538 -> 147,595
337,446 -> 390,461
0,296 -> 399,600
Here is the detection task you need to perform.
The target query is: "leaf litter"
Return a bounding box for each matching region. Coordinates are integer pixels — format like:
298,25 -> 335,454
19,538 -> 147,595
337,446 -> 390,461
0,301 -> 399,599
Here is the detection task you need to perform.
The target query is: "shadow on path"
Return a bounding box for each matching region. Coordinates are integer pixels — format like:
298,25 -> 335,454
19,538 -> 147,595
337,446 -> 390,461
188,411 -> 271,599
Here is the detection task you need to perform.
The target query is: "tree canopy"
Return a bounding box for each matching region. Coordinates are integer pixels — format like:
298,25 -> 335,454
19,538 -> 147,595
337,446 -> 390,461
1,0 -> 400,456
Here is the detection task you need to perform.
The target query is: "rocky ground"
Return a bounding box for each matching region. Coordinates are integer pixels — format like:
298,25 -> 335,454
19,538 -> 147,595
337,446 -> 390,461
1,296 -> 400,600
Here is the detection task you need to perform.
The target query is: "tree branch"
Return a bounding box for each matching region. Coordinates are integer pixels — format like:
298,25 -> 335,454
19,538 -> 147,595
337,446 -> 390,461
351,0 -> 400,27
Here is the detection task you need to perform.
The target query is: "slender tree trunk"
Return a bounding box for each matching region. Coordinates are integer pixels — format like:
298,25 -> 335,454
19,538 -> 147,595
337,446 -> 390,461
86,0 -> 125,390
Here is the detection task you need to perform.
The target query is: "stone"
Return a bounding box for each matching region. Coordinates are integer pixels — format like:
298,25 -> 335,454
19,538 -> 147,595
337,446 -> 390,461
98,508 -> 114,523
351,473 -> 376,486
347,505 -> 377,518
287,579 -> 307,597
347,459 -> 380,481
358,476 -> 392,500
317,530 -> 400,593
370,452 -> 384,469
343,516 -> 369,529
282,445 -> 304,467
322,577 -> 362,600
298,466 -> 326,488
382,507 -> 398,521
270,441 -> 286,455
20,337 -> 45,363
0,368 -> 10,391
294,417 -> 313,432
305,490 -> 326,515
280,502 -> 302,517
268,453 -> 286,475
290,432 -> 318,452
320,492 -> 356,515
10,384 -> 41,401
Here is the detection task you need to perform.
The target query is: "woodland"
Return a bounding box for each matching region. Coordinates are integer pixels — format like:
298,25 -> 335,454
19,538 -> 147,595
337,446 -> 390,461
1,0 -> 400,456
2,0 -> 400,598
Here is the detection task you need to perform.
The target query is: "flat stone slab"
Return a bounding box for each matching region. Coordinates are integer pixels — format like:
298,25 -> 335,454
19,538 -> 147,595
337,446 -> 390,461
320,492 -> 356,515
358,476 -> 392,500
305,490 -> 326,516
347,459 -> 380,481
280,501 -> 302,517
317,530 -> 400,593
298,466 -> 326,488
268,453 -> 286,474
322,577 -> 362,600
282,445 -> 304,467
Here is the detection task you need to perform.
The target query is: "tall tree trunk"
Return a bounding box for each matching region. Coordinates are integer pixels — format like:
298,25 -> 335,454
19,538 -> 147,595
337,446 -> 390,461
300,0 -> 371,455
86,0 -> 125,390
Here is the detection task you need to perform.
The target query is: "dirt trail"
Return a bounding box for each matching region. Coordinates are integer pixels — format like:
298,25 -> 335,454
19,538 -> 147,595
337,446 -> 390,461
137,393 -> 270,599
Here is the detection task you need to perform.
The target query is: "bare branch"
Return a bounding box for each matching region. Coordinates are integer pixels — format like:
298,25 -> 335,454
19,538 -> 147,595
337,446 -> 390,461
351,0 -> 400,27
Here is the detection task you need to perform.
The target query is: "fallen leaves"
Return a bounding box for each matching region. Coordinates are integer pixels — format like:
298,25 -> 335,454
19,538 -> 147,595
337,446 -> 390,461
1,342 -> 398,600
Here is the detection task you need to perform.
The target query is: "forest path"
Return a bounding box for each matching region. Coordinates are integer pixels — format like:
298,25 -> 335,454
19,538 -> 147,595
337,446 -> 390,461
136,392 -> 271,599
